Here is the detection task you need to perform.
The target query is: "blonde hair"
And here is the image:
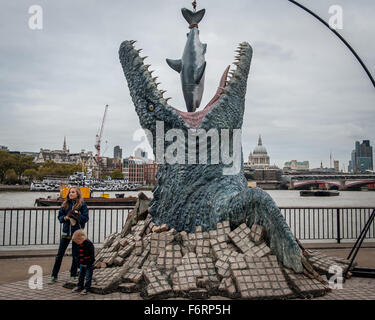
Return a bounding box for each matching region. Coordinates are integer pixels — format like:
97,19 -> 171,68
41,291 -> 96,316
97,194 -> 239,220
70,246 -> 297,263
62,186 -> 83,211
72,229 -> 87,242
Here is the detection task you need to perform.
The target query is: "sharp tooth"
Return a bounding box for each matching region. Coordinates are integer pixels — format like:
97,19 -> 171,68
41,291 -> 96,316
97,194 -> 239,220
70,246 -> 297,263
155,82 -> 161,87
149,70 -> 155,75
152,77 -> 158,82
165,97 -> 171,102
130,40 -> 136,45
136,49 -> 143,54
233,62 -> 240,66
160,90 -> 166,95
144,64 -> 151,70
141,56 -> 148,61
235,55 -> 240,59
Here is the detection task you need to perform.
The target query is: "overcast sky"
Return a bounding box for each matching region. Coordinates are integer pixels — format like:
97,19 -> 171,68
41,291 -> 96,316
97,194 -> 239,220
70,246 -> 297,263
0,0 -> 374,170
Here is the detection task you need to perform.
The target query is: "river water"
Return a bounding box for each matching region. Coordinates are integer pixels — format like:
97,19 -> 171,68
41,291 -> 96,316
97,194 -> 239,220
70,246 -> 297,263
0,190 -> 374,249
0,190 -> 374,207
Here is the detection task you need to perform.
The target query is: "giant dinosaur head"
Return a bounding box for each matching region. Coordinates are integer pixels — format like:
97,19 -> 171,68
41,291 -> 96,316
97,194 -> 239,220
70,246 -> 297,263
119,40 -> 253,141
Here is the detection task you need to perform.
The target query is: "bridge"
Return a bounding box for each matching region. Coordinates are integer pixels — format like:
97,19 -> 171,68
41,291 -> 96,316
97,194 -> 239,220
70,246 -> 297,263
287,174 -> 375,190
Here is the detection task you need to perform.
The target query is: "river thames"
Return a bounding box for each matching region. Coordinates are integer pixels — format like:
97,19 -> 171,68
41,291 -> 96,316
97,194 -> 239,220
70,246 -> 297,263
0,190 -> 374,207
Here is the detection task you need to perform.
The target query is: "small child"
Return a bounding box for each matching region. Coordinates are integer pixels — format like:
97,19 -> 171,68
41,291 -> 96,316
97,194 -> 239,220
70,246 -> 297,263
71,229 -> 95,295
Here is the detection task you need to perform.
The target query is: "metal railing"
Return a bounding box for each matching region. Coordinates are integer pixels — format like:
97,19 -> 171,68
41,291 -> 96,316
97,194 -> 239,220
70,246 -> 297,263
279,207 -> 375,243
0,206 -> 133,246
0,206 -> 374,247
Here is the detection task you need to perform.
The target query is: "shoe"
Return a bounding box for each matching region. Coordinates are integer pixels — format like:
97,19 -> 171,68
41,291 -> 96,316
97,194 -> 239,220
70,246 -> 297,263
70,276 -> 77,282
80,289 -> 88,295
71,286 -> 82,293
48,277 -> 57,285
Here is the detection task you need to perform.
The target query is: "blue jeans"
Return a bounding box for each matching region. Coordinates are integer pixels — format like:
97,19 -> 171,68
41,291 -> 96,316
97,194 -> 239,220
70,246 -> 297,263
51,237 -> 79,278
78,265 -> 93,290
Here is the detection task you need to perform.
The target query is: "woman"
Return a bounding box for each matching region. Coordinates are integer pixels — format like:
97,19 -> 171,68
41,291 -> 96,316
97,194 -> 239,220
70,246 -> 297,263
49,186 -> 89,284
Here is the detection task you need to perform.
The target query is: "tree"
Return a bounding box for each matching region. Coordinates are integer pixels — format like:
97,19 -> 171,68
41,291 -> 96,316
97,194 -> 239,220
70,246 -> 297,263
5,169 -> 18,184
23,168 -> 38,182
0,151 -> 14,183
13,154 -> 37,180
110,169 -> 124,179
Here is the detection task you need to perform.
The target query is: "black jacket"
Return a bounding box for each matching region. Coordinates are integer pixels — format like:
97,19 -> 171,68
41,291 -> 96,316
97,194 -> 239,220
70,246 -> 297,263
78,239 -> 95,266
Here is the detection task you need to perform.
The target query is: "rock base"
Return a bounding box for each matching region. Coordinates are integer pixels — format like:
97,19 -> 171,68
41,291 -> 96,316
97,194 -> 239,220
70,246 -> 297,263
64,214 -> 353,299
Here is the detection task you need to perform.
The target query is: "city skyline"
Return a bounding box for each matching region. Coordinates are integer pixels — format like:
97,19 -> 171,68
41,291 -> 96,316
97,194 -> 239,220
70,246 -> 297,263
0,0 -> 374,169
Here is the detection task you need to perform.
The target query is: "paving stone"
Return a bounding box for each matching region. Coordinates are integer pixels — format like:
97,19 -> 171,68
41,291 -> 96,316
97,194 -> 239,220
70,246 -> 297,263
103,233 -> 117,248
305,250 -> 353,276
196,256 -> 219,288
196,239 -> 211,256
123,244 -> 150,269
131,220 -> 147,236
218,277 -> 237,297
144,267 -> 172,297
283,268 -> 329,298
215,251 -> 243,278
113,256 -> 124,266
118,241 -> 135,258
134,240 -> 144,256
209,221 -> 231,241
122,268 -> 144,283
171,271 -> 198,292
157,244 -> 183,269
230,255 -> 293,299
118,283 -> 137,293
150,232 -> 175,255
249,224 -> 266,244
210,236 -> 230,258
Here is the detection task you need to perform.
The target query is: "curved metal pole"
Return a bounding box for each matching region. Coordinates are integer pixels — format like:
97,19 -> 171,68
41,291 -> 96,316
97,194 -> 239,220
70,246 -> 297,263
288,0 -> 375,88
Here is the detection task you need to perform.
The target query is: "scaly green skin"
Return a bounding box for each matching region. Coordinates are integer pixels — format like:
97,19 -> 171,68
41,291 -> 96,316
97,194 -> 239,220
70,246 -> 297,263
119,40 -> 303,273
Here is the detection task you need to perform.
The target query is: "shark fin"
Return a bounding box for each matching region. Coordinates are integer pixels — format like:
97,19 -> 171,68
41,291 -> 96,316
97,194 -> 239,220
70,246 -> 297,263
194,61 -> 206,84
203,44 -> 207,55
181,8 -> 206,25
166,59 -> 182,73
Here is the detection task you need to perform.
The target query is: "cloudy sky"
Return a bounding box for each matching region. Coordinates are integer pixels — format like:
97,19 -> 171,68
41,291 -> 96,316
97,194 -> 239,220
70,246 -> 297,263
0,0 -> 374,170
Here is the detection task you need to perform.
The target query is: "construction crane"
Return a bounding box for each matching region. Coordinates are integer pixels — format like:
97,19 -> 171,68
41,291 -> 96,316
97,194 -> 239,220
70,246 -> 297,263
95,104 -> 109,179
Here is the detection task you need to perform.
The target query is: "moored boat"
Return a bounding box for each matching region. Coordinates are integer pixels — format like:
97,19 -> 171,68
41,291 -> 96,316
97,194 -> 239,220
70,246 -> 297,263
300,190 -> 340,197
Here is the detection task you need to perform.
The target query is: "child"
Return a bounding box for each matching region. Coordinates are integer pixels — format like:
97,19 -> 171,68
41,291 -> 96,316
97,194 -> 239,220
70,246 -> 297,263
71,229 -> 95,295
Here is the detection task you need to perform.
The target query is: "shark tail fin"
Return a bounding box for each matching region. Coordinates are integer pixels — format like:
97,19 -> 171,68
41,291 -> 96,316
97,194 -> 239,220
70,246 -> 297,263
181,8 -> 205,26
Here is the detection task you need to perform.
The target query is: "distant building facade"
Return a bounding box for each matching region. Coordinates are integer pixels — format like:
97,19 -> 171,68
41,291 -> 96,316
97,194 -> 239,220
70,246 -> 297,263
114,146 -> 123,160
283,160 -> 309,172
123,156 -> 158,185
248,135 -> 270,169
334,160 -> 340,172
35,137 -> 100,177
348,140 -> 373,173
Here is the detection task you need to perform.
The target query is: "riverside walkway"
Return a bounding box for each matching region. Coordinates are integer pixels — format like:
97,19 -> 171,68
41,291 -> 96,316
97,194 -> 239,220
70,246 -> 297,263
0,243 -> 374,300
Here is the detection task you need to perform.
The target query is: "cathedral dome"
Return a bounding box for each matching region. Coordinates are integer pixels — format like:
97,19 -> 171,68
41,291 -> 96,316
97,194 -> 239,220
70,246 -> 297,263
253,136 -> 267,154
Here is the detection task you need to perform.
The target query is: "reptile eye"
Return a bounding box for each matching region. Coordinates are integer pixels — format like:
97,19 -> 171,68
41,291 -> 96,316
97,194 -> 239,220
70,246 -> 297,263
148,105 -> 155,112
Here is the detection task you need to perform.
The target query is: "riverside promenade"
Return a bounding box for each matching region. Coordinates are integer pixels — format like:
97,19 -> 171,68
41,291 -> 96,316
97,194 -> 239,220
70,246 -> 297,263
0,243 -> 374,300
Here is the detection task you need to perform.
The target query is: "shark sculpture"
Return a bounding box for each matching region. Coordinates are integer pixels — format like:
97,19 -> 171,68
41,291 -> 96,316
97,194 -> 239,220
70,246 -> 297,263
166,8 -> 207,112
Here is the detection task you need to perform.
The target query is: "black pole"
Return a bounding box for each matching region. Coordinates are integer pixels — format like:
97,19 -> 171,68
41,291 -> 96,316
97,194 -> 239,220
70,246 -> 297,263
288,0 -> 375,88
347,209 -> 375,260
343,209 -> 375,278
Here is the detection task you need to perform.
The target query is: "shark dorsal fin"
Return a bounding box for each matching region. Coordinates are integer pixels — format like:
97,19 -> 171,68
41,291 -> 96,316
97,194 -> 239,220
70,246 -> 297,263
194,61 -> 206,84
166,59 -> 182,73
203,43 -> 207,55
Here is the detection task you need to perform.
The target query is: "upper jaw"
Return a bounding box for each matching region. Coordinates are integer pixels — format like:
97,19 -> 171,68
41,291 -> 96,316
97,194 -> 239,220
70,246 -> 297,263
119,40 -> 252,128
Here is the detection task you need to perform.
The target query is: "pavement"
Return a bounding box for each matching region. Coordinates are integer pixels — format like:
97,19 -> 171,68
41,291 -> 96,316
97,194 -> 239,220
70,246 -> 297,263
0,242 -> 374,300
